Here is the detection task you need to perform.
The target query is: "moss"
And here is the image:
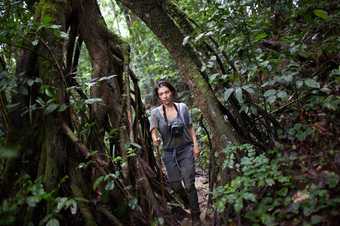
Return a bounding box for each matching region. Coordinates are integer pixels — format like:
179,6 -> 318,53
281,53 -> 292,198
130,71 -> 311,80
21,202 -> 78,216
39,118 -> 58,189
35,0 -> 65,22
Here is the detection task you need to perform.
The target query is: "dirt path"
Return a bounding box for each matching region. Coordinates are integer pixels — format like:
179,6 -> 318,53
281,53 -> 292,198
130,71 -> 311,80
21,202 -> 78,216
179,166 -> 213,226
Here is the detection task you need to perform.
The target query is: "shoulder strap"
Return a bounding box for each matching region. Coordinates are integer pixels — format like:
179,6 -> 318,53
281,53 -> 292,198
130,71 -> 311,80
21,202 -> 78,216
162,103 -> 180,126
176,103 -> 187,125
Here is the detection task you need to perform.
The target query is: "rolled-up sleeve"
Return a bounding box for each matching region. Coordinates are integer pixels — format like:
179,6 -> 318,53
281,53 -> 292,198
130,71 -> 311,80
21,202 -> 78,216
150,108 -> 158,132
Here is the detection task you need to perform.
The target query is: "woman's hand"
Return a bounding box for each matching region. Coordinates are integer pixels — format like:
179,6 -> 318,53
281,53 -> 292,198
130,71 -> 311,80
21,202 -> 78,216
153,137 -> 161,146
193,143 -> 200,158
188,127 -> 200,158
151,129 -> 161,146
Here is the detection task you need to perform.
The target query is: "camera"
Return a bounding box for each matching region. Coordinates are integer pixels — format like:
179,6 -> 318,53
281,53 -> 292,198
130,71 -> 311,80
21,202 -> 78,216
170,121 -> 184,137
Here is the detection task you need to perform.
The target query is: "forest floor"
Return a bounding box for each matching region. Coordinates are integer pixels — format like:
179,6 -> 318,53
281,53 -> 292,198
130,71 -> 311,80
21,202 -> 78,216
179,166 -> 212,226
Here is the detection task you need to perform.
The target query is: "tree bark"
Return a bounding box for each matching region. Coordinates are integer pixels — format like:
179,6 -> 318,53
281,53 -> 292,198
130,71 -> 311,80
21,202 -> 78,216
73,0 -> 125,157
1,0 -> 200,225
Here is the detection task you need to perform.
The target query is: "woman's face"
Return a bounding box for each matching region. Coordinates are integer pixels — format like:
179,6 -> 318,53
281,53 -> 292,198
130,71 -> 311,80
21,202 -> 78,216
157,86 -> 173,105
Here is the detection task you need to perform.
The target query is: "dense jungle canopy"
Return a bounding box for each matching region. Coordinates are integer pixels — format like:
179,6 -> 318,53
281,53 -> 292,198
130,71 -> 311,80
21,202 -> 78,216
0,0 -> 339,225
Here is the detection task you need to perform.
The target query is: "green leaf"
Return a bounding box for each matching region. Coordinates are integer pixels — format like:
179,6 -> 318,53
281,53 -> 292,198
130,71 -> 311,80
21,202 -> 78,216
32,40 -> 39,46
0,146 -> 18,159
304,79 -> 320,89
46,218 -> 60,226
158,217 -> 164,225
44,87 -> 55,98
243,192 -> 256,202
58,104 -> 68,112
255,32 -> 268,41
313,9 -> 329,20
323,171 -> 339,188
78,162 -> 88,169
31,183 -> 45,195
243,85 -> 255,94
105,180 -> 115,191
200,64 -> 207,72
265,178 -> 275,186
267,95 -> 277,104
277,187 -> 288,197
182,36 -> 190,46
130,142 -> 142,150
48,24 -> 61,29
26,196 -> 40,207
44,104 -> 59,114
264,89 -> 276,97
311,215 -> 323,225
59,32 -> 69,39
41,16 -> 52,25
56,197 -> 68,212
67,200 -> 77,215
224,88 -> 234,101
93,176 -> 105,191
303,205 -> 314,216
27,79 -> 35,86
296,80 -> 304,88
128,197 -> 138,210
235,87 -> 244,104
194,33 -> 205,42
234,198 -> 243,213
260,214 -> 275,226
277,91 -> 288,99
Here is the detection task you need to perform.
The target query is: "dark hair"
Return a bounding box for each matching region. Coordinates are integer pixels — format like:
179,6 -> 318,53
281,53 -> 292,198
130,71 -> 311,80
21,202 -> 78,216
153,80 -> 177,100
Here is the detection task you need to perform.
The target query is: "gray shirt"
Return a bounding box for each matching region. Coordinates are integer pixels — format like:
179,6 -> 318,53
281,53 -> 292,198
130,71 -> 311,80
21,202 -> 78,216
150,102 -> 193,149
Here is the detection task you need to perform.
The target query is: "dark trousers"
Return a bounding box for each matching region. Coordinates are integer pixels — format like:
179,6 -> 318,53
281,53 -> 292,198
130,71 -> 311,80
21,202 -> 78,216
162,144 -> 200,214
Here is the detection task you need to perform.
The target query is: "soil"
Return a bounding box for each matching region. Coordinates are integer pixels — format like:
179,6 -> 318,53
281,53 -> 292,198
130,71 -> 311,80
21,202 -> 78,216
179,166 -> 213,226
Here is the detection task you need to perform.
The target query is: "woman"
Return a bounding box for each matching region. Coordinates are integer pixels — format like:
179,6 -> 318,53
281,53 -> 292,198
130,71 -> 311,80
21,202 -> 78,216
150,81 -> 201,226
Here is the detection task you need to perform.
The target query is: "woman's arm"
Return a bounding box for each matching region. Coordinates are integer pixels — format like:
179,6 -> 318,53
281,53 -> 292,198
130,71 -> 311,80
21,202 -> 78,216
151,128 -> 161,146
150,108 -> 160,146
188,126 -> 200,158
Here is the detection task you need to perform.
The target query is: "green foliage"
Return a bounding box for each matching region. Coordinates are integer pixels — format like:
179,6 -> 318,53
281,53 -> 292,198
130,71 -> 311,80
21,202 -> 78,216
1,0 -> 339,225
0,175 -> 78,226
128,197 -> 138,210
93,172 -> 120,192
213,144 -> 291,215
175,1 -> 340,223
129,19 -> 180,103
76,46 -> 92,94
288,123 -> 314,141
213,143 -> 340,225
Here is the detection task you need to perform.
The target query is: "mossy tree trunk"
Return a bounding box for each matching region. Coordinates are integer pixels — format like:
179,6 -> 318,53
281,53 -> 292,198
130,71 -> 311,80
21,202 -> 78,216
1,0 -> 179,225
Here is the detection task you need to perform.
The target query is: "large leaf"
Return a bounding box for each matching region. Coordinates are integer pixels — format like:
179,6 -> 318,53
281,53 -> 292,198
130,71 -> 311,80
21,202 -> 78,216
313,9 -> 329,20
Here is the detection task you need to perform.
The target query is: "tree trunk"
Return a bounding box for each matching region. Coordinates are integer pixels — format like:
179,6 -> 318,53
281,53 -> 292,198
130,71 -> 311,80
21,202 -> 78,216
1,0 -> 181,225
